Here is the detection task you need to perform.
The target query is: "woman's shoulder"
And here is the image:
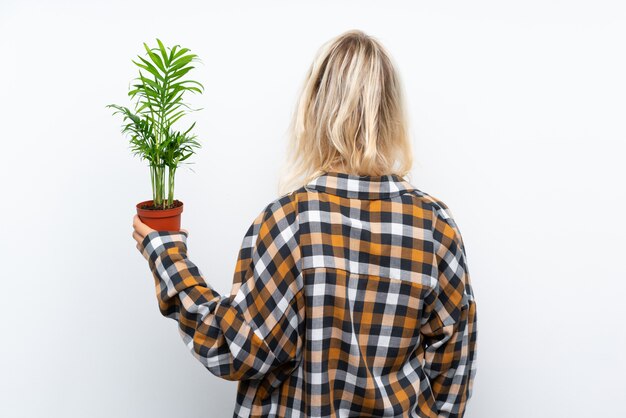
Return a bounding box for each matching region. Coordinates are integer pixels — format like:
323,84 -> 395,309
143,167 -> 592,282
404,186 -> 456,223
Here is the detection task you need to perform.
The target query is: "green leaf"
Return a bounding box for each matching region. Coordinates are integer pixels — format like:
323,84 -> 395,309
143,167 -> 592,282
170,55 -> 196,73
143,42 -> 166,72
134,57 -> 164,80
183,121 -> 196,136
170,66 -> 194,82
171,47 -> 190,60
177,80 -> 205,90
156,38 -> 169,66
168,44 -> 179,65
169,112 -> 186,125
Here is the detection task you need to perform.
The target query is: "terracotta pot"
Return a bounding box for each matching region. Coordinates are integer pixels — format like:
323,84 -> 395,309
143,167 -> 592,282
136,199 -> 184,231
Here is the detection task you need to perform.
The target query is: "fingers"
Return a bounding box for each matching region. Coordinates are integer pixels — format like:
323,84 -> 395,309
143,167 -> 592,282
133,214 -> 155,239
132,230 -> 144,245
133,215 -> 185,256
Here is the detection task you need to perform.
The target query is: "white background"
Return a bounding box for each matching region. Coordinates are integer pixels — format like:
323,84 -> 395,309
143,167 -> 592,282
1,1 -> 625,417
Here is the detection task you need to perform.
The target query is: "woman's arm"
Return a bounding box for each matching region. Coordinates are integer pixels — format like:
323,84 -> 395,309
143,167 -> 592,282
421,201 -> 478,417
138,194 -> 304,381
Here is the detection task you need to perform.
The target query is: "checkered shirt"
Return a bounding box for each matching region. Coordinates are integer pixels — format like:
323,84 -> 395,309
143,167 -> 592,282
139,171 -> 477,418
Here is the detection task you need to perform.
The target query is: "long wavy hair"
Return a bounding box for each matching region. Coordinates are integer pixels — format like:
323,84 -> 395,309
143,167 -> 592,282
277,29 -> 414,196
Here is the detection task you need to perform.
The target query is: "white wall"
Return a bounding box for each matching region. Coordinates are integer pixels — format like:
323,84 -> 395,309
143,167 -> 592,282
1,1 -> 624,417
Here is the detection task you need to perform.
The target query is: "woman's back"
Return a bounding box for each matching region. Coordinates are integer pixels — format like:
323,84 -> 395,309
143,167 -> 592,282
229,171 -> 477,417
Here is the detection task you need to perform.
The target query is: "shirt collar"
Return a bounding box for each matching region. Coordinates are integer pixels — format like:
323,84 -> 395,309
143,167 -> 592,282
304,171 -> 416,200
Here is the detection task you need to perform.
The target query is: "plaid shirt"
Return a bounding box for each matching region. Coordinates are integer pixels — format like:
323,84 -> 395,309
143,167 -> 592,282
140,171 -> 477,418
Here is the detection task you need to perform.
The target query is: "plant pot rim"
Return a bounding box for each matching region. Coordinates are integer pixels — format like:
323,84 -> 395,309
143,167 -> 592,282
136,199 -> 184,218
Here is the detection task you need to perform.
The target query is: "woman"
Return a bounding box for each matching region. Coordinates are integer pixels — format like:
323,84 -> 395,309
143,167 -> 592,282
132,29 -> 477,418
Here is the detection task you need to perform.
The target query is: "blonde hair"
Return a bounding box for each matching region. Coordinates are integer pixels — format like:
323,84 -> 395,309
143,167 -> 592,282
277,29 -> 414,196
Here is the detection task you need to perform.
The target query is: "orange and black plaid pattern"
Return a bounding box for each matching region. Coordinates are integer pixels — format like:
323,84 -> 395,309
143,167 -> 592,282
140,171 -> 477,418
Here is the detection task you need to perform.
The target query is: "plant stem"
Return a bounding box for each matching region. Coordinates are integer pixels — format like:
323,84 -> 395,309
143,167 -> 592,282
150,164 -> 156,204
157,165 -> 163,207
168,166 -> 176,206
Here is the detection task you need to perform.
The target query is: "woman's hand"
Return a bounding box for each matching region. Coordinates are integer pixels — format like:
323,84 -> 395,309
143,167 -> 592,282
132,214 -> 189,258
132,215 -> 156,254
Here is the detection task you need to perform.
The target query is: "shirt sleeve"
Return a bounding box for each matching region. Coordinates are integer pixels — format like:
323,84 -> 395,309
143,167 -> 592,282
421,200 -> 478,418
138,194 -> 304,382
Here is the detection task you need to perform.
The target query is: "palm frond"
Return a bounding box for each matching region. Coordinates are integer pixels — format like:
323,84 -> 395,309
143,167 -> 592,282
106,38 -> 204,206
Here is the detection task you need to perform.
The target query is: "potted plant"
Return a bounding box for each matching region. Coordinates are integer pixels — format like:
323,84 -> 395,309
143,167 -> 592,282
107,38 -> 204,231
